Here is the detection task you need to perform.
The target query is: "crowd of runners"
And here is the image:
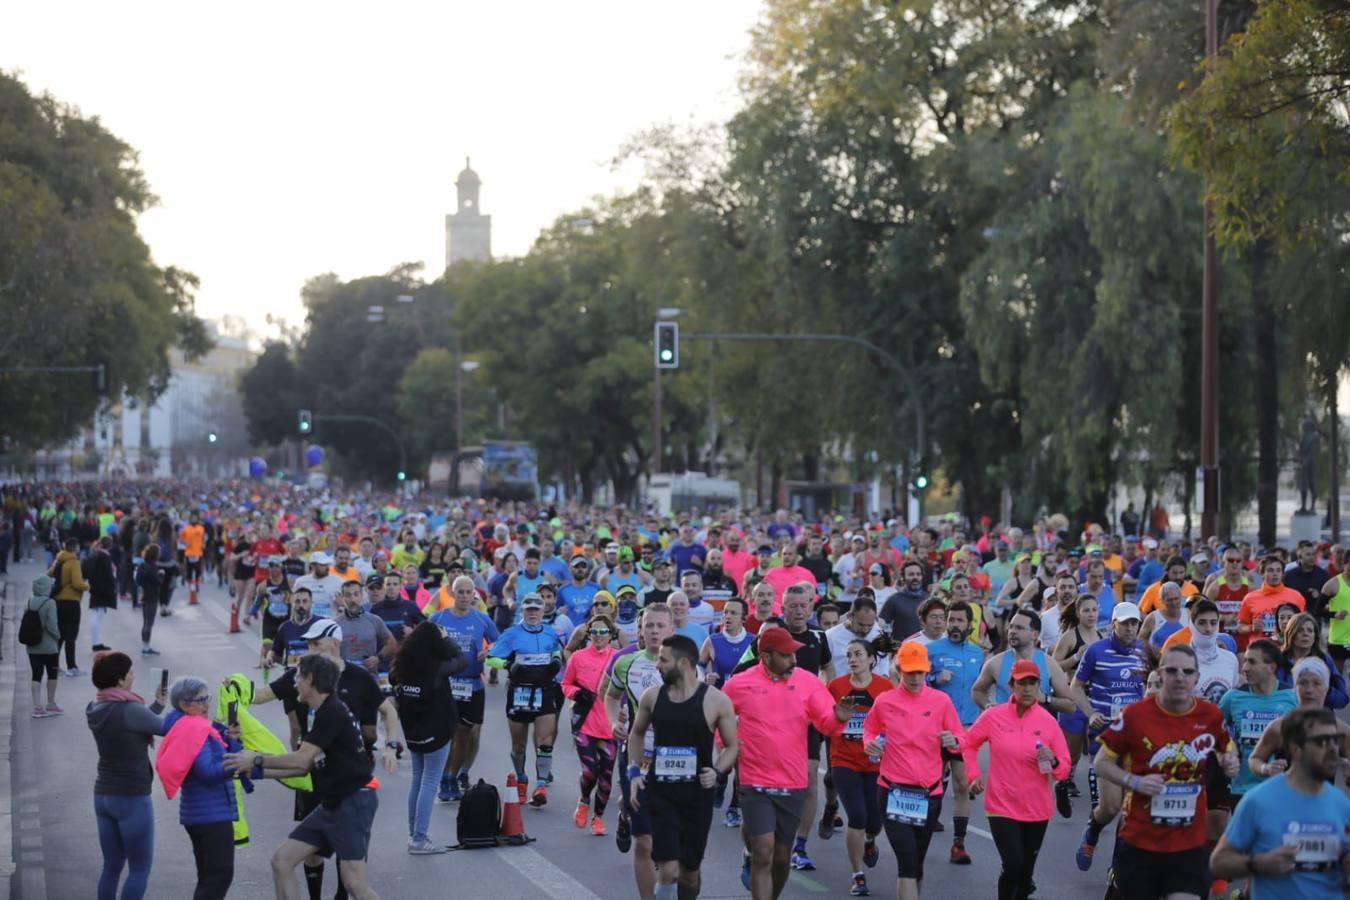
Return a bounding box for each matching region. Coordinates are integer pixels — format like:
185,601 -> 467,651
4,479 -> 1349,900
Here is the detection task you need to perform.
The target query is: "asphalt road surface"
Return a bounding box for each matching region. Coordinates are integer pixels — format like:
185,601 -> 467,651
4,558 -> 1114,900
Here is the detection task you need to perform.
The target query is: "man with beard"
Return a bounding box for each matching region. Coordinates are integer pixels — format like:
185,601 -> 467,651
878,560 -> 928,641
762,543 -> 815,615
626,634 -> 740,900
293,552 -> 345,620
798,533 -> 834,602
701,548 -> 739,599
824,597 -> 887,678
926,600 -> 986,864
640,558 -> 677,607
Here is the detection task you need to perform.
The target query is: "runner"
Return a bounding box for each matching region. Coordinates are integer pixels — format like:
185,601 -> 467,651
1247,656 -> 1350,787
603,604 -> 675,900
180,510 -> 205,605
723,626 -> 854,900
1237,555 -> 1305,648
861,642 -> 966,900
626,634 -> 739,900
925,598 -> 986,860
1051,593 -> 1098,807
225,653 -> 394,900
561,613 -> 618,836
878,560 -> 928,640
1070,601 -> 1148,872
779,582 -> 835,870
959,659 -> 1071,900
1092,644 -> 1239,900
485,591 -> 564,808
292,552 -> 344,620
827,638 -> 890,896
1212,707 -> 1350,900
1203,546 -> 1250,638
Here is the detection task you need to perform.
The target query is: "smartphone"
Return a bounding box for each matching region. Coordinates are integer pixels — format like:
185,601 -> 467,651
161,669 -> 170,692
227,700 -> 238,727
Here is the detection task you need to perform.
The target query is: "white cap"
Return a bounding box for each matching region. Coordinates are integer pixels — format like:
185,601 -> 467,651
1142,538 -> 1158,550
301,618 -> 343,642
1111,602 -> 1142,623
310,551 -> 333,565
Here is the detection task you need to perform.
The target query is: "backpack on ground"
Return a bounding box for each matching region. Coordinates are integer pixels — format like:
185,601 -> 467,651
455,779 -> 501,848
19,598 -> 49,646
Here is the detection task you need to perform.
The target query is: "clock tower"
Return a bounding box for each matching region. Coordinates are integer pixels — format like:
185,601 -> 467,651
445,157 -> 491,269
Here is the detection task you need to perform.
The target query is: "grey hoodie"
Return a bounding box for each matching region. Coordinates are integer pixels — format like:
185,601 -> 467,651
26,575 -> 59,656
86,694 -> 167,796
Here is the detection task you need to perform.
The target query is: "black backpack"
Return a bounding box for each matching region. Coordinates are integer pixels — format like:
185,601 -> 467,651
19,597 -> 49,646
455,779 -> 501,848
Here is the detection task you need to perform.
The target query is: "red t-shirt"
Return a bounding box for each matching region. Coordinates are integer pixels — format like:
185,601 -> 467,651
252,538 -> 286,581
1099,695 -> 1230,852
828,674 -> 891,772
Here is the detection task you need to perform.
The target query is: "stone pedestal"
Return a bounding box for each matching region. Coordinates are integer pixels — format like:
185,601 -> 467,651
1290,511 -> 1321,543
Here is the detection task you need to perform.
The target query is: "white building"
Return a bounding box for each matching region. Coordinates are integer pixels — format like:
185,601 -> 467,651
445,157 -> 491,269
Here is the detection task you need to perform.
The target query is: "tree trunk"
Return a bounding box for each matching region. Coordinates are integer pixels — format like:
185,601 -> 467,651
1251,242 -> 1279,547
1330,385 -> 1342,542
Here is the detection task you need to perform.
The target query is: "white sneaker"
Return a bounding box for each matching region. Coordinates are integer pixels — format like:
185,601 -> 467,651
408,839 -> 447,855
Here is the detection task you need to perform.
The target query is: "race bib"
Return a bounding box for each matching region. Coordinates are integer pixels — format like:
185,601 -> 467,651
517,652 -> 552,667
1260,612 -> 1277,635
653,746 -> 698,782
511,686 -> 541,711
451,678 -> 474,701
1238,709 -> 1279,746
1149,783 -> 1199,827
843,711 -> 866,741
1281,822 -> 1339,871
885,787 -> 930,826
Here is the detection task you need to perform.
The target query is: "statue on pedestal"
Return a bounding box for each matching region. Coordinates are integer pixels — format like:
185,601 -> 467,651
1297,415 -> 1320,513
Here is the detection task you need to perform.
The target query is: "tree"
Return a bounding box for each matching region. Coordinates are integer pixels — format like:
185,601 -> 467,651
239,341 -> 301,446
0,72 -> 209,447
395,347 -> 492,467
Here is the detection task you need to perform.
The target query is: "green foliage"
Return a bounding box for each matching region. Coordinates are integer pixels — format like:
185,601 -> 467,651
395,347 -> 492,468
239,342 -> 301,447
0,71 -> 209,447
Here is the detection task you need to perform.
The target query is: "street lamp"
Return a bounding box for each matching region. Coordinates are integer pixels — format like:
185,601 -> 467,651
457,359 -> 480,450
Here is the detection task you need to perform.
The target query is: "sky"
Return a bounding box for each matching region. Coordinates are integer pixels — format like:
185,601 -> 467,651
2,1 -> 763,339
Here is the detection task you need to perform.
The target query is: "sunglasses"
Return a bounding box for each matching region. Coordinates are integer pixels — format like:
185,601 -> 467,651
589,629 -> 611,636
189,695 -> 211,704
1161,666 -> 1197,677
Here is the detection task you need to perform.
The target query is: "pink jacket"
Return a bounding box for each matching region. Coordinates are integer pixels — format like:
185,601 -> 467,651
561,644 -> 616,740
155,715 -> 224,800
862,684 -> 968,794
724,663 -> 843,789
762,565 -> 816,613
958,699 -> 1070,821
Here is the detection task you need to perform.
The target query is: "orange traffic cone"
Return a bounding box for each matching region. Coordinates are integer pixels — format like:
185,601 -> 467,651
228,605 -> 241,634
500,774 -> 526,842
189,582 -> 199,605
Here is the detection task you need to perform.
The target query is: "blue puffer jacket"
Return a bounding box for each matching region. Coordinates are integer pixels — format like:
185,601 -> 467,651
163,711 -> 241,826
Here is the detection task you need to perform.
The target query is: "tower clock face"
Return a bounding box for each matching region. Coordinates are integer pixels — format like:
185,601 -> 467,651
463,199 -> 474,209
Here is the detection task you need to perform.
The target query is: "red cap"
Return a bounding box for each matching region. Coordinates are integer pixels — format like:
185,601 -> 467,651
1009,659 -> 1042,684
757,627 -> 805,655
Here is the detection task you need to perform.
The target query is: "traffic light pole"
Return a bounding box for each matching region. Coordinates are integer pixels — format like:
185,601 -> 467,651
310,413 -> 408,482
653,364 -> 663,474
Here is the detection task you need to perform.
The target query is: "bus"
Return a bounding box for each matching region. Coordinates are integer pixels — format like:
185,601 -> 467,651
443,442 -> 539,501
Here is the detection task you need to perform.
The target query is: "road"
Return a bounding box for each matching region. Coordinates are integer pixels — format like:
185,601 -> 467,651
3,558 -> 1113,900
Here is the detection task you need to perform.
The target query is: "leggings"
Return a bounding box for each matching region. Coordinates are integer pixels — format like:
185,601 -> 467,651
880,789 -> 943,881
831,766 -> 880,835
987,817 -> 1048,900
29,653 -> 59,682
56,601 -> 81,669
574,733 -> 617,817
141,593 -> 159,645
95,793 -> 154,900
184,821 -> 234,900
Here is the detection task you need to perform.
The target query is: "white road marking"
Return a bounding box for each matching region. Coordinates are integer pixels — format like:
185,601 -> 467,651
492,845 -> 604,900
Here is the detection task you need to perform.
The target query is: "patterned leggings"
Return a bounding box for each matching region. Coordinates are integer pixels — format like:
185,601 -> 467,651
575,734 -> 617,817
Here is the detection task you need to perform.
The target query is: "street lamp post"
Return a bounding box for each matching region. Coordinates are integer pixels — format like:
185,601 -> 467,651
1200,0 -> 1220,539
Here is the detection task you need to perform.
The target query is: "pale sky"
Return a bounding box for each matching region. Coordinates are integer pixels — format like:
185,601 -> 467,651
3,1 -> 763,338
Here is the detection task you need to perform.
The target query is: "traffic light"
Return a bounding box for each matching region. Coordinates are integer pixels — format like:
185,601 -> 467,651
298,409 -> 312,434
912,473 -> 930,491
655,321 -> 679,369
396,470 -> 406,482
207,432 -> 218,444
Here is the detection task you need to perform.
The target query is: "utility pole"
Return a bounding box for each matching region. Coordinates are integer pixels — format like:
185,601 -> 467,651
1200,0 -> 1221,540
652,364 -> 663,474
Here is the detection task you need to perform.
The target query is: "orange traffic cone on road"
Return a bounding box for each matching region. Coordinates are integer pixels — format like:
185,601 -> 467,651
228,605 -> 241,634
189,582 -> 199,605
500,774 -> 526,841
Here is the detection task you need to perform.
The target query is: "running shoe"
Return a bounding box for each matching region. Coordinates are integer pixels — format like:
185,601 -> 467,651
31,708 -> 48,718
140,647 -> 161,657
724,807 -> 742,828
616,814 -> 632,854
436,776 -> 452,803
408,839 -> 447,855
863,839 -> 879,868
1055,780 -> 1073,819
529,785 -> 548,808
850,874 -> 870,896
457,772 -> 470,797
447,777 -> 463,802
65,667 -> 83,677
818,802 -> 838,840
790,851 -> 816,871
589,817 -> 606,837
1066,781 -> 1081,798
1075,824 -> 1099,871
91,644 -> 110,652
949,841 -> 971,865
574,800 -> 590,829
45,704 -> 63,715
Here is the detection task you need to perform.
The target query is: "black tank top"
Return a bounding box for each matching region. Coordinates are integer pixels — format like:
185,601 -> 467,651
651,683 -> 714,788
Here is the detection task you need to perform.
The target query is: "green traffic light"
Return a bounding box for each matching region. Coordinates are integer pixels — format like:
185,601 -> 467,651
396,471 -> 406,481
914,475 -> 930,490
660,349 -> 673,361
207,432 -> 217,443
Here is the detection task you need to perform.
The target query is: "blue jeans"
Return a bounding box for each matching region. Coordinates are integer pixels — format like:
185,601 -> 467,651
95,793 -> 154,900
407,742 -> 452,843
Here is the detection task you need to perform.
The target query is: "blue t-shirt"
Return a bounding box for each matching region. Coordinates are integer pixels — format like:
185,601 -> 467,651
539,556 -> 569,583
430,608 -> 500,690
1134,560 -> 1164,601
511,572 -> 549,624
668,542 -> 708,576
487,623 -> 564,686
558,581 -> 599,622
1218,686 -> 1299,795
926,637 -> 985,726
1224,773 -> 1350,899
1075,637 -> 1147,731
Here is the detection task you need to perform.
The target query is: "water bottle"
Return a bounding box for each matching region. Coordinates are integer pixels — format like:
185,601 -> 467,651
1035,740 -> 1051,774
868,734 -> 886,765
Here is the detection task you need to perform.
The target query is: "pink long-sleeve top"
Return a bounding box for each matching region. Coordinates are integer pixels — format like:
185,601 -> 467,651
958,699 -> 1071,822
561,644 -> 616,741
724,663 -> 844,789
862,684 -> 968,795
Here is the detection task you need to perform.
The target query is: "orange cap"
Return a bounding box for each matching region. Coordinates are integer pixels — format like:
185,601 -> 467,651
896,641 -> 930,673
